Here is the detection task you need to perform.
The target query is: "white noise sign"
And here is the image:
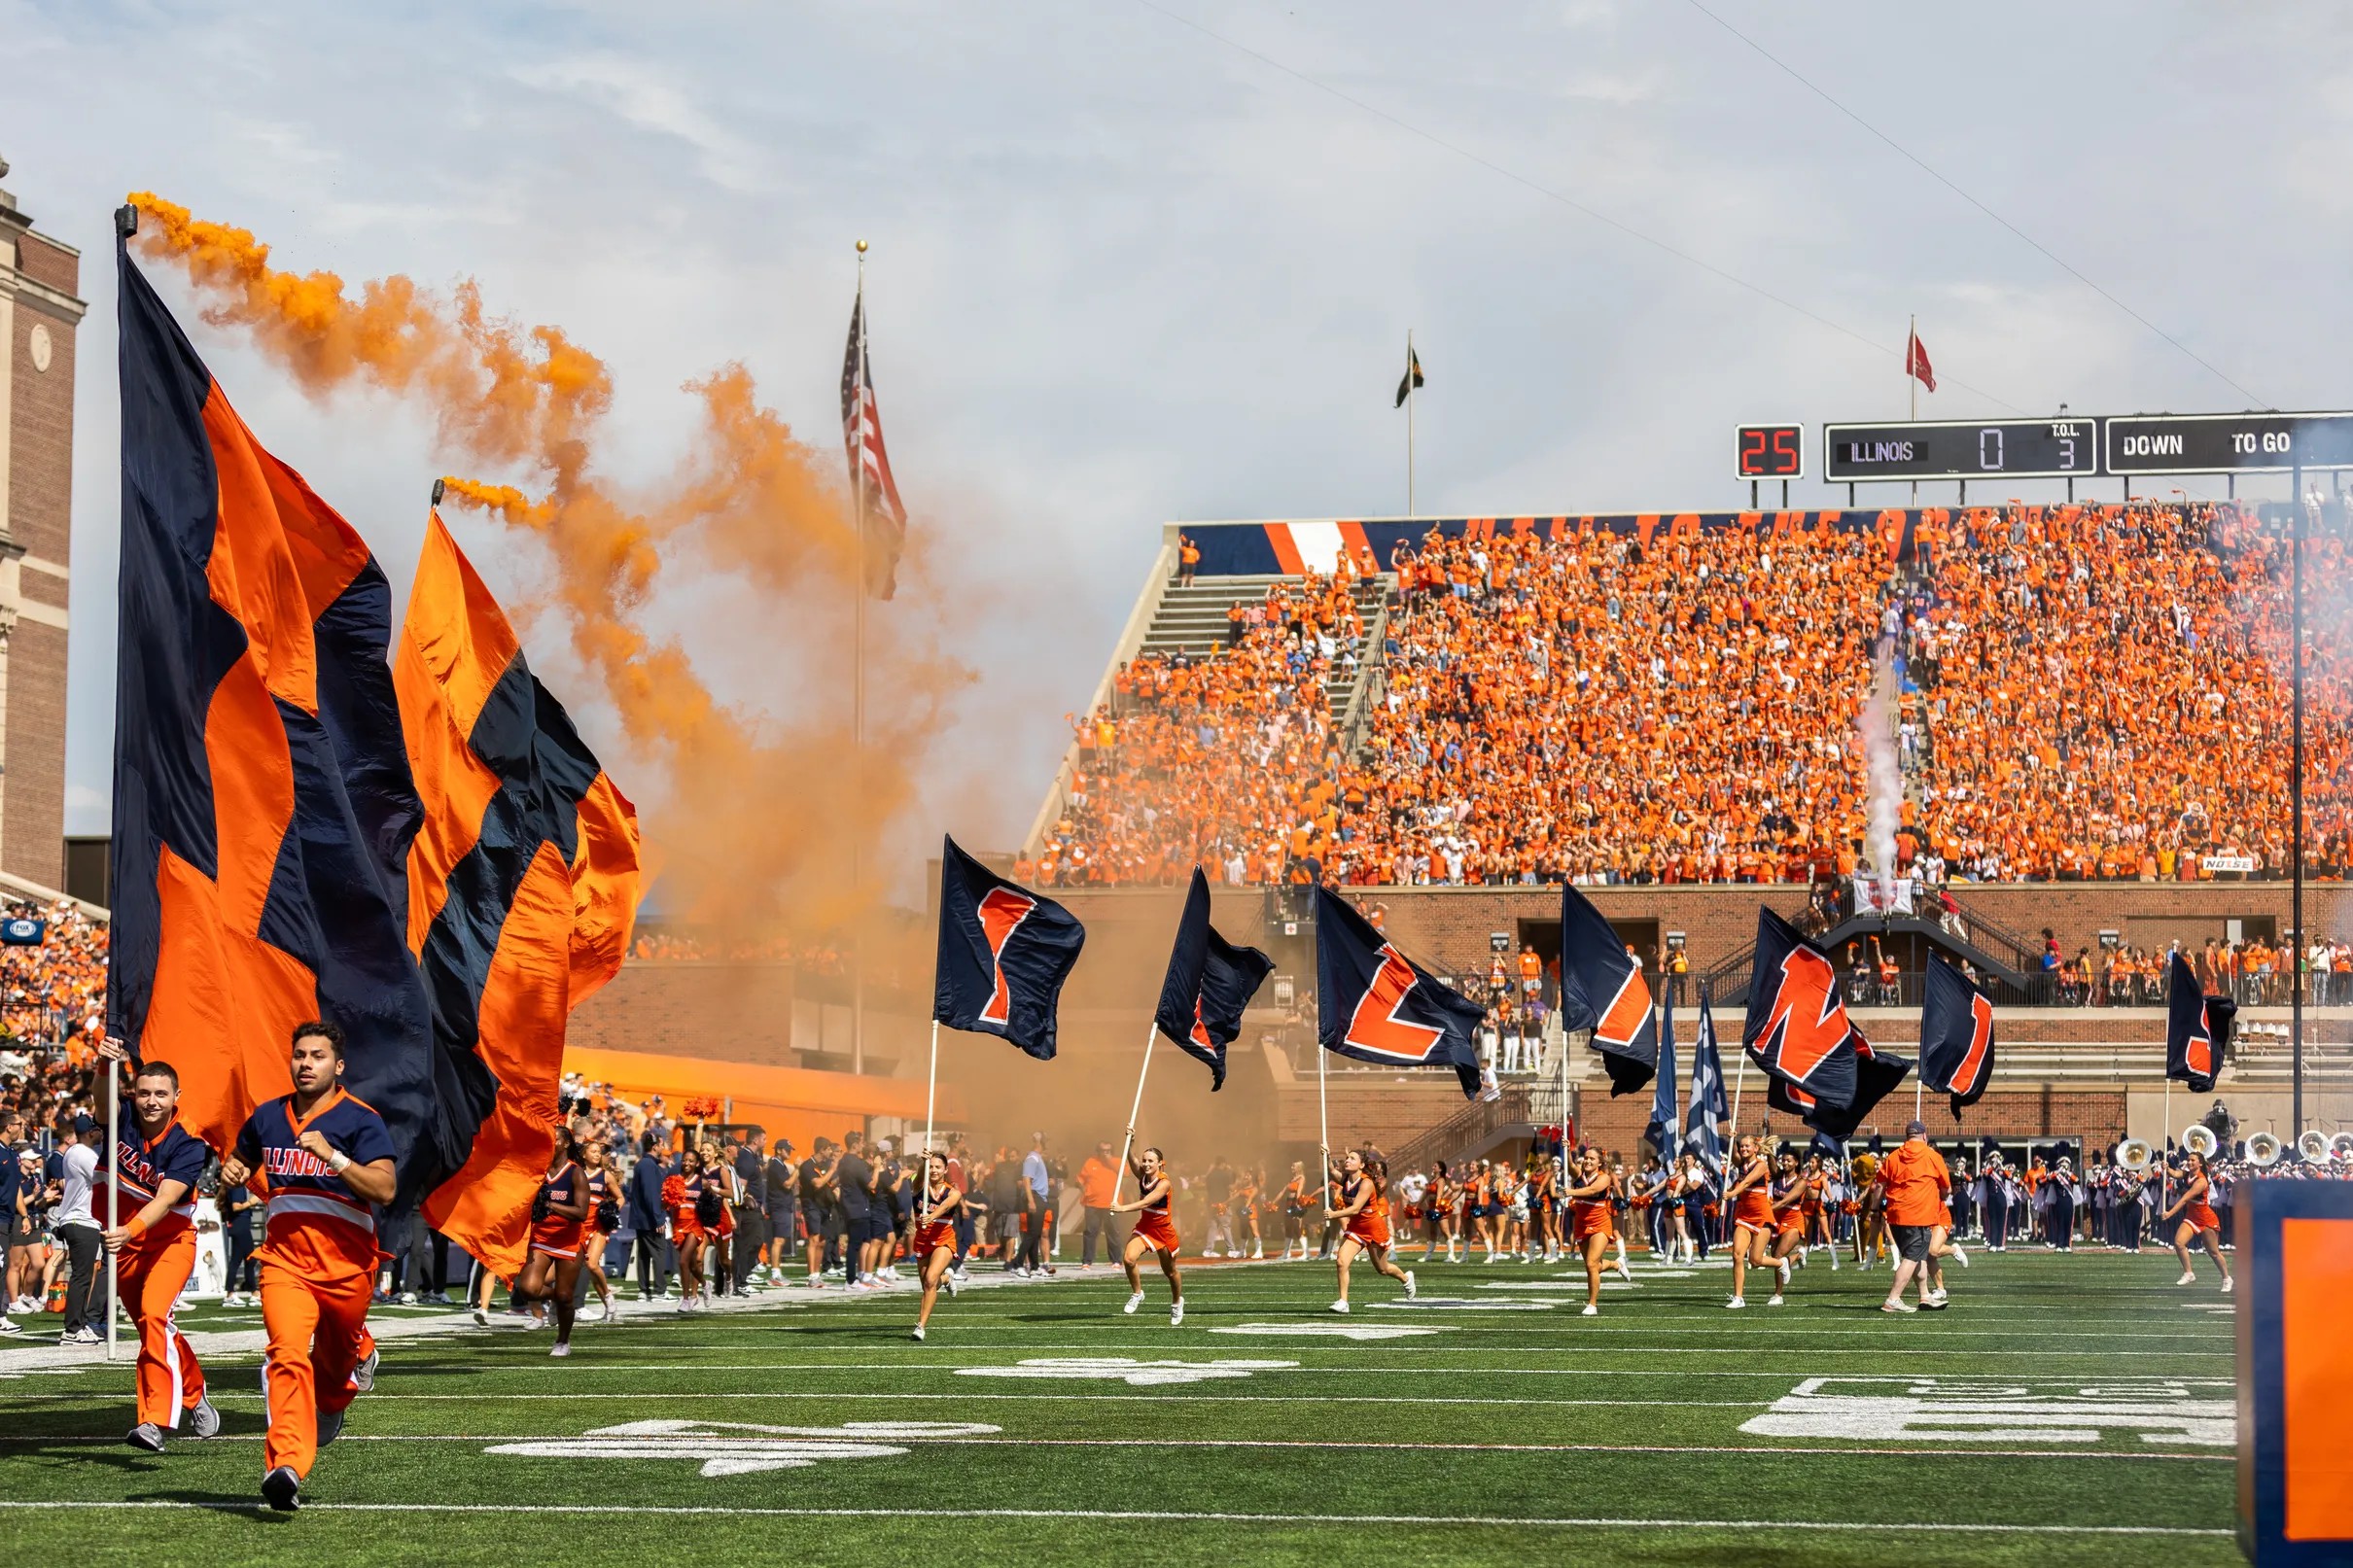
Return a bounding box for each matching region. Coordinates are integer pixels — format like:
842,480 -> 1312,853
1741,1377 -> 2232,1446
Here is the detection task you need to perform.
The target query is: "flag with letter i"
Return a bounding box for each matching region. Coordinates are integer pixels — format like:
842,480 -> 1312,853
1918,952 -> 1995,1116
2164,950 -> 2233,1095
1557,882 -> 1656,1095
933,837 -> 1085,1061
1683,991 -> 1729,1172
1153,868 -> 1273,1091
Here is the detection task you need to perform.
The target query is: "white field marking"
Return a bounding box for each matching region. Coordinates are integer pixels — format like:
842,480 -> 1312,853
1741,1377 -> 2234,1447
1478,1281 -> 1639,1293
1368,1297 -> 1558,1311
1207,1322 -> 1438,1340
955,1357 -> 1297,1386
0,1501 -> 2232,1534
484,1419 -> 1000,1477
754,1317 -> 2234,1342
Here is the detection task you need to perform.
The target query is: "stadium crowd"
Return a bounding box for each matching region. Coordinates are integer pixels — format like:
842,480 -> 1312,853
1031,502 -> 2353,889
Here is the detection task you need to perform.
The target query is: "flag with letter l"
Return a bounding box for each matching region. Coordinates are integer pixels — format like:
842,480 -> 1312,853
1558,882 -> 1656,1095
1741,907 -> 1860,1110
1314,885 -> 1483,1097
1906,327 -> 1936,393
400,511 -> 644,1275
1683,990 -> 1729,1172
2164,950 -> 2233,1095
1153,868 -> 1273,1091
1918,953 -> 1995,1116
934,837 -> 1086,1060
108,241 -> 446,1198
840,287 -> 909,600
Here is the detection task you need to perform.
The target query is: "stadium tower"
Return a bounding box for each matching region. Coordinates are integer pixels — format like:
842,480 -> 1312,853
0,155 -> 84,889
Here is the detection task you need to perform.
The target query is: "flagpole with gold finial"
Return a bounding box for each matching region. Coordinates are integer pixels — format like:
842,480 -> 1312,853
852,238 -> 867,1079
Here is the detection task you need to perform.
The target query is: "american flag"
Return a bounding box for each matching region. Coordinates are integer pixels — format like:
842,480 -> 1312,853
840,288 -> 908,600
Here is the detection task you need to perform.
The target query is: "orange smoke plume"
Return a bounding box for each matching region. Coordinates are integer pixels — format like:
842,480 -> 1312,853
128,192 -> 971,931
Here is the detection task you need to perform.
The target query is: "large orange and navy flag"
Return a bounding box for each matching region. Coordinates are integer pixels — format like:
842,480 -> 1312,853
1315,884 -> 1484,1098
400,511 -> 642,1274
1740,907 -> 1860,1111
2164,950 -> 2232,1096
107,242 -> 455,1195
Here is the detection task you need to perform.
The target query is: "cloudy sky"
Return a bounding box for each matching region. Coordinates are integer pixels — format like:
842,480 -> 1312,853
8,0 -> 2351,878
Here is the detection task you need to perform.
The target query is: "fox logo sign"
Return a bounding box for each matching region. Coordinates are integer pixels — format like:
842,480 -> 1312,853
1315,887 -> 1484,1097
934,837 -> 1085,1061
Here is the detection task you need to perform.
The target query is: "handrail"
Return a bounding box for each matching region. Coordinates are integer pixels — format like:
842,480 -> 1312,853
1334,577 -> 1393,759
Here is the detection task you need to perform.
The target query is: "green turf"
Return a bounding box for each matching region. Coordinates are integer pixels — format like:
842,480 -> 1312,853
0,1248 -> 2240,1566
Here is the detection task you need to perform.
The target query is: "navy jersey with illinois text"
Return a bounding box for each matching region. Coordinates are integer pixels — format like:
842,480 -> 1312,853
232,1088 -> 396,1282
112,1100 -> 211,1235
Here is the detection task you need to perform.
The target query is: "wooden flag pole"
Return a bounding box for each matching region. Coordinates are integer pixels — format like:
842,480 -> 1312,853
1317,1030 -> 1331,1205
105,1058 -> 120,1361
1729,1051 -> 1747,1136
1109,1021 -> 1159,1211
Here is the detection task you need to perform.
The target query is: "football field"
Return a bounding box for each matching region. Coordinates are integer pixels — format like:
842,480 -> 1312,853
0,1248 -> 2237,1566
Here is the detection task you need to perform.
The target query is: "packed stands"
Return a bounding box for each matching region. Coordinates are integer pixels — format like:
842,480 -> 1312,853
1034,502 -> 2349,887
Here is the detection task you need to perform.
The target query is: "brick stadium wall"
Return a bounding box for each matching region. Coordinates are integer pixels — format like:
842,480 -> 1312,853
4,229 -> 76,888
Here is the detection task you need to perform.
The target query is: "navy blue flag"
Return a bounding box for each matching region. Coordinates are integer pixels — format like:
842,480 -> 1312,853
1314,885 -> 1484,1098
1558,883 -> 1656,1096
1918,952 -> 1995,1116
2164,950 -> 2233,1095
1682,989 -> 1730,1173
933,836 -> 1086,1061
1741,907 -> 1859,1110
1807,1131 -> 1844,1163
1643,983 -> 1680,1161
1153,867 -> 1273,1091
1798,1034 -> 1913,1142
0,918 -> 44,946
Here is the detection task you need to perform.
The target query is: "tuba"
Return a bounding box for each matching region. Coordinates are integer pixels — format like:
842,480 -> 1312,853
2331,1132 -> 2353,1161
2183,1124 -> 2219,1159
2248,1131 -> 2283,1168
2114,1137 -> 2155,1172
2300,1130 -> 2331,1164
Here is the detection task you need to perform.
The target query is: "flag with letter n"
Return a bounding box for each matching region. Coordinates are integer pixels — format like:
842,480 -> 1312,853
2165,950 -> 2233,1095
1314,885 -> 1483,1097
1741,907 -> 1860,1110
1918,952 -> 1995,1116
1557,882 -> 1656,1095
934,836 -> 1085,1061
1794,1033 -> 1913,1142
1153,867 -> 1273,1091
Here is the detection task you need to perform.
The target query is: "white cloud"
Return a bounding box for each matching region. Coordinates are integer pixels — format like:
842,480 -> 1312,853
509,54 -> 768,194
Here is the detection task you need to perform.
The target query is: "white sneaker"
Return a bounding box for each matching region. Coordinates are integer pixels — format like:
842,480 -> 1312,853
911,1325 -> 926,1342
549,1342 -> 571,1358
1766,1294 -> 1784,1307
601,1302 -> 618,1325
945,1273 -> 962,1299
1403,1270 -> 1418,1301
1776,1259 -> 1792,1287
0,1317 -> 18,1337
1580,1303 -> 1598,1316
1250,1247 -> 1263,1260
1949,1243 -> 1969,1270
1122,1291 -> 1143,1316
1828,1252 -> 1840,1272
1724,1297 -> 1745,1310
1329,1299 -> 1351,1314
2221,1276 -> 2234,1295
1924,1288 -> 1949,1307
1614,1259 -> 1633,1283
1170,1300 -> 1185,1326
471,1307 -> 491,1327
2176,1271 -> 2196,1286
1880,1298 -> 1916,1313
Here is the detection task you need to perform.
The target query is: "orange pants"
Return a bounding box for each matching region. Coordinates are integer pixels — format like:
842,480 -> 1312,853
118,1227 -> 205,1429
259,1261 -> 375,1479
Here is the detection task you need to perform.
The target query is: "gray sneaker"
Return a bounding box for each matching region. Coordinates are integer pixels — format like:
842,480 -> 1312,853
125,1422 -> 164,1453
317,1405 -> 345,1446
350,1346 -> 380,1393
188,1395 -> 221,1440
262,1465 -> 300,1513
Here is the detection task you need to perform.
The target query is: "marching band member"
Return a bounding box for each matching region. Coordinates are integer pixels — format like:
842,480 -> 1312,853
1326,1149 -> 1416,1312
910,1151 -> 966,1341
2161,1150 -> 2232,1293
1109,1146 -> 1185,1325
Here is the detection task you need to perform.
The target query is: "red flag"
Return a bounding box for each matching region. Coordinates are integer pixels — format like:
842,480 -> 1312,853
1905,329 -> 1936,393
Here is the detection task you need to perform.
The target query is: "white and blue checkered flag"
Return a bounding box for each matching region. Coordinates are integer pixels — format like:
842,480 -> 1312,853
1683,988 -> 1729,1175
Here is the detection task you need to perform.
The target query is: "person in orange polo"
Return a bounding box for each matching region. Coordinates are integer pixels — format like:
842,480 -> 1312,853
217,1020 -> 397,1513
1076,1141 -> 1121,1267
1875,1120 -> 1961,1313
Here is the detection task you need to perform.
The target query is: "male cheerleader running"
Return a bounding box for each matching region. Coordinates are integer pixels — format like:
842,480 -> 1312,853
215,1021 -> 396,1512
1108,1146 -> 1184,1325
1326,1149 -> 1415,1312
95,1038 -> 220,1449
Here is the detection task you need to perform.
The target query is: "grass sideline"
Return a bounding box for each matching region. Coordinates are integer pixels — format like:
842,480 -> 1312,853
0,1248 -> 2237,1566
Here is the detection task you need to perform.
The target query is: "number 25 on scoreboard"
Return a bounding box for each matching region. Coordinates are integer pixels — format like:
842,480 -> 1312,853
1737,423 -> 1805,480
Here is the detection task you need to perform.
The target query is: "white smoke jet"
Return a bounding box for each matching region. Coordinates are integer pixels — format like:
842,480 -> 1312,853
1860,635 -> 1904,908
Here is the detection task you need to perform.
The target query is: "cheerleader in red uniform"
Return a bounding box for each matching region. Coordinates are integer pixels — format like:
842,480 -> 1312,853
2161,1151 -> 2233,1293
1563,1147 -> 1618,1316
910,1152 -> 966,1341
1765,1150 -> 1809,1307
515,1132 -> 590,1356
1109,1146 -> 1185,1325
579,1138 -> 619,1325
661,1144 -> 709,1314
1326,1149 -> 1416,1313
1724,1134 -> 1775,1309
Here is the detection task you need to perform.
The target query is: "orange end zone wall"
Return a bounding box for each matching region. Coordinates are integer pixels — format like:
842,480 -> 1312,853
562,1044 -> 963,1154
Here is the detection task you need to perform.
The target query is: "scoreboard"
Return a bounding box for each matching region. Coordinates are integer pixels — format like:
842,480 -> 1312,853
2105,411 -> 2353,474
1735,422 -> 1805,480
1823,419 -> 2099,482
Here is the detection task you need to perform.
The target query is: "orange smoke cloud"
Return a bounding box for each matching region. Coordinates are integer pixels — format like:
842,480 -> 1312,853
129,192 -> 971,931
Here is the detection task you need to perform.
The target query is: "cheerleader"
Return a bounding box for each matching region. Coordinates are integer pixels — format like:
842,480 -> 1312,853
2161,1151 -> 2233,1293
1724,1134 -> 1778,1309
1605,1156 -> 1633,1277
909,1152 -> 966,1341
1231,1164 -> 1264,1260
515,1132 -> 590,1356
661,1144 -> 709,1314
1663,1156 -> 1698,1264
1802,1153 -> 1839,1270
1278,1162 -> 1311,1260
1326,1149 -> 1416,1311
1765,1150 -> 1809,1305
1563,1147 -> 1621,1315
1420,1162 -> 1453,1263
704,1140 -> 741,1296
1108,1146 -> 1185,1325
580,1137 -> 620,1324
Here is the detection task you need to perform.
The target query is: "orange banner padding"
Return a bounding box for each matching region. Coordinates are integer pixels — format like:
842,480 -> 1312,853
2284,1216 -> 2353,1541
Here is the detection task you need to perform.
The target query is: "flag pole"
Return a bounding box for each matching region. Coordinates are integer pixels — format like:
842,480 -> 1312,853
105,1058 -> 119,1361
1907,313 -> 1917,506
918,1018 -> 939,1220
1405,329 -> 1416,519
851,239 -> 869,1079
1730,1049 -> 1746,1134
1109,1021 -> 1159,1211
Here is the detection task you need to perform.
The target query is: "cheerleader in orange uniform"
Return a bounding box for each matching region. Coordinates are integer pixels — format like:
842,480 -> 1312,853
2161,1151 -> 2232,1293
1724,1134 -> 1775,1309
1803,1154 -> 1839,1271
1109,1147 -> 1184,1325
1564,1147 -> 1619,1316
1326,1149 -> 1416,1312
1765,1150 -> 1809,1307
910,1152 -> 966,1341
515,1132 -> 590,1355
1230,1165 -> 1264,1260
661,1144 -> 709,1315
579,1138 -> 619,1324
